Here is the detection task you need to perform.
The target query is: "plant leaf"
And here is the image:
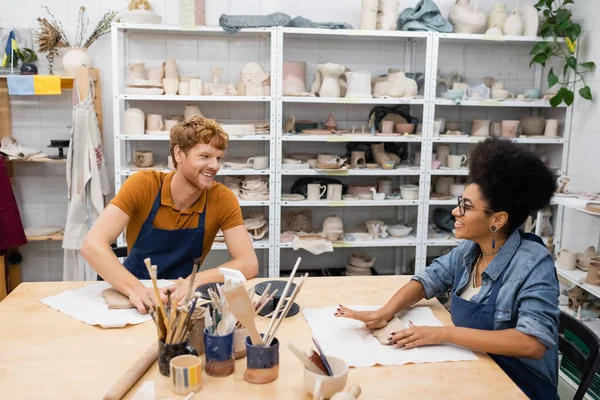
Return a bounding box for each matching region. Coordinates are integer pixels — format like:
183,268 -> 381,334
567,56 -> 577,70
529,42 -> 549,55
549,93 -> 563,107
547,68 -> 559,88
558,87 -> 575,105
580,62 -> 596,71
534,0 -> 546,9
579,86 -> 592,101
530,53 -> 548,67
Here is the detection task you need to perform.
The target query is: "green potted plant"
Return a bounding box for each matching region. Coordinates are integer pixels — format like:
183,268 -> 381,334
529,0 -> 595,107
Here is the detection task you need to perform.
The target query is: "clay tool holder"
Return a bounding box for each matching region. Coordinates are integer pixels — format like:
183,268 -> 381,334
47,139 -> 70,159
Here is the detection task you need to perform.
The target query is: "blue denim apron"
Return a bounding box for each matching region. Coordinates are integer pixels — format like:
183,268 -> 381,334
123,184 -> 206,280
450,254 -> 558,400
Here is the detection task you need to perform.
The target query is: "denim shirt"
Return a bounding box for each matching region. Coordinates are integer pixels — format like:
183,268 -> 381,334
412,229 -> 560,387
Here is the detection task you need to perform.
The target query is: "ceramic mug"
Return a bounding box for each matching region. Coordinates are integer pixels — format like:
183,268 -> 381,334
146,114 -> 164,131
491,81 -> 504,91
491,89 -> 515,100
190,78 -> 203,96
244,336 -> 279,384
304,356 -> 349,400
163,78 -> 179,95
326,184 -> 343,201
501,120 -> 520,138
135,150 -> 154,168
247,156 -> 268,170
178,81 -> 190,96
158,340 -> 198,377
164,119 -> 178,132
447,154 -> 467,169
307,184 -> 326,201
544,119 -> 559,137
170,355 -> 202,395
558,249 -> 577,270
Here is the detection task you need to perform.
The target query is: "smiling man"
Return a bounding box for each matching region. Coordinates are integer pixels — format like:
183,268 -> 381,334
81,116 -> 258,313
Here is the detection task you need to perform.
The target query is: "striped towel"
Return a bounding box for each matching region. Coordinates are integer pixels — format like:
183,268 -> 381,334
7,75 -> 62,95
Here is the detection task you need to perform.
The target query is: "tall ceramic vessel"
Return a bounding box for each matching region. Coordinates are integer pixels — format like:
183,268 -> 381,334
503,7 -> 524,36
345,71 -> 372,98
376,0 -> 399,31
316,63 -> 346,98
360,0 -> 378,30
448,0 -> 487,34
487,3 -> 507,31
520,5 -> 539,36
282,62 -> 307,95
62,48 -> 92,77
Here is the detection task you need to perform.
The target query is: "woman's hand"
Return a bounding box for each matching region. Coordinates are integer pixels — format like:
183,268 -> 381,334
334,304 -> 390,329
388,325 -> 448,349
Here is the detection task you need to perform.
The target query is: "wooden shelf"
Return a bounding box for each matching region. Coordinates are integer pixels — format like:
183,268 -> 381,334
27,233 -> 64,242
7,158 -> 66,163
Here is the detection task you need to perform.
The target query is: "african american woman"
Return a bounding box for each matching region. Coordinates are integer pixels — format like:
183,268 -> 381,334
336,138 -> 560,399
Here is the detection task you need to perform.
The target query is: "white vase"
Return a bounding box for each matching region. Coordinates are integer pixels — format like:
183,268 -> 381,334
317,63 -> 345,98
377,0 -> 399,31
62,48 -> 92,77
503,7 -> 524,36
520,5 -> 539,36
360,0 -> 378,30
448,0 -> 487,34
345,71 -> 372,98
487,3 -> 507,31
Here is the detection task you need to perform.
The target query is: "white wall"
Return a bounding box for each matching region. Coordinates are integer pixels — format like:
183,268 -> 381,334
0,0 -> 554,282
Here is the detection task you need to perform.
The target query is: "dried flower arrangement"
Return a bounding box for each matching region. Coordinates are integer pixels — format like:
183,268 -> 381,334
35,6 -> 118,74
129,0 -> 153,10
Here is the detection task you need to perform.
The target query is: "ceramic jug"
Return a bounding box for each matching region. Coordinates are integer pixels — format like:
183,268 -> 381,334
283,62 -> 307,95
317,63 -> 346,98
345,71 -> 372,98
123,108 -> 145,135
360,0 -> 378,30
376,0 -> 399,31
488,3 -> 508,31
184,105 -> 203,120
471,119 -> 491,137
503,7 -> 524,36
449,0 -> 487,34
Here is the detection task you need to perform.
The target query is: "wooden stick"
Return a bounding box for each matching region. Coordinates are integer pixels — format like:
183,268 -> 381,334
254,283 -> 272,310
185,257 -> 202,305
265,273 -> 308,346
166,307 -> 178,344
264,257 -> 301,340
147,264 -> 169,339
255,291 -> 276,316
102,341 -> 158,400
173,307 -> 189,344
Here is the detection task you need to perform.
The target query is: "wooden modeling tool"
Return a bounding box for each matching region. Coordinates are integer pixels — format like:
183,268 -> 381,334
288,343 -> 325,375
224,284 -> 264,345
264,257 -> 302,340
312,337 -> 334,376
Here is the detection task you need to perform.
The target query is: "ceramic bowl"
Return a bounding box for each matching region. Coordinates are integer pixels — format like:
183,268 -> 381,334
400,184 -> 419,200
444,89 -> 464,100
387,225 -> 413,237
288,153 -> 315,161
395,123 -> 415,134
342,194 -> 358,200
366,163 -> 378,169
446,121 -> 461,131
520,116 -> 546,136
283,158 -> 302,164
381,160 -> 395,170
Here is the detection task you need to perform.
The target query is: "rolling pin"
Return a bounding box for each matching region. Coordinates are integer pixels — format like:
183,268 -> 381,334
103,341 -> 158,400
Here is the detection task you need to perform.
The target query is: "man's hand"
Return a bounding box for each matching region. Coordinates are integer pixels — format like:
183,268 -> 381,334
162,277 -> 195,307
128,286 -> 168,314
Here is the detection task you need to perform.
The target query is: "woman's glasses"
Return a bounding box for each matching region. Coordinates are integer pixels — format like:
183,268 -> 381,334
457,196 -> 495,216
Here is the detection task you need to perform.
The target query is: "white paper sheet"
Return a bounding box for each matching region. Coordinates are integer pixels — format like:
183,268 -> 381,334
303,306 -> 479,367
40,280 -> 172,329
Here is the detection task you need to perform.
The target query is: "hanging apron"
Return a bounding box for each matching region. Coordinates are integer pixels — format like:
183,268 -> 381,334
123,183 -> 206,280
450,250 -> 558,400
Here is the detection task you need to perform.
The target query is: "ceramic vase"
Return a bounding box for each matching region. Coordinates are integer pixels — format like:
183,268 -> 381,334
520,5 -> 539,36
123,108 -> 145,135
503,7 -> 524,36
520,116 -> 546,136
62,48 -> 92,77
501,120 -> 520,138
448,0 -> 487,34
317,63 -> 346,98
165,59 -> 179,79
491,121 -> 502,137
282,62 -> 307,95
345,71 -> 372,98
128,63 -> 145,81
360,0 -> 378,30
377,0 -> 399,31
487,3 -> 508,31
471,119 -> 491,136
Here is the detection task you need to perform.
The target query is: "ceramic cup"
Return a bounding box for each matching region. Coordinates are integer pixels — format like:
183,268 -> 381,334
244,335 -> 279,384
491,121 -> 502,137
146,114 -> 164,131
326,184 -> 343,201
304,356 -> 349,400
524,88 -> 542,99
447,154 -> 467,169
558,249 -> 577,270
544,119 -> 559,137
431,159 -> 441,169
164,119 -> 178,132
400,184 -> 419,200
381,120 -> 394,133
158,340 -> 198,377
307,184 -> 327,201
491,89 -> 515,100
178,81 -> 190,96
491,81 -> 504,91
163,78 -> 179,95
203,328 -> 234,377
247,156 -> 268,170
501,120 -> 520,138
444,89 -> 464,101
233,327 -> 248,360
412,151 -> 421,166
170,355 -> 202,395
190,79 -> 203,96
135,150 -> 154,168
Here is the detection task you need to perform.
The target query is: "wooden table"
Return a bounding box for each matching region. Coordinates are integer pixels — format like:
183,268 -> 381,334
0,276 -> 525,399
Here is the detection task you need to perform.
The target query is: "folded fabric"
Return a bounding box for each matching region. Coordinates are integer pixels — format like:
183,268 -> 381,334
219,12 -> 353,33
7,75 -> 62,95
398,0 -> 454,33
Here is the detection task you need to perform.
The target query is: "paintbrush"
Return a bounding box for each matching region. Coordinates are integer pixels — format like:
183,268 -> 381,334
144,259 -> 169,339
265,273 -> 308,346
185,257 -> 202,305
264,257 -> 301,340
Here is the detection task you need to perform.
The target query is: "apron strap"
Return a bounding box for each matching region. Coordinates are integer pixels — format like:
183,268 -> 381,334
487,264 -> 509,306
142,183 -> 163,228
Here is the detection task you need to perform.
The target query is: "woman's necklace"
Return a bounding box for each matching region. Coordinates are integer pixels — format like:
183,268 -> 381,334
472,253 -> 482,289
481,246 -> 502,257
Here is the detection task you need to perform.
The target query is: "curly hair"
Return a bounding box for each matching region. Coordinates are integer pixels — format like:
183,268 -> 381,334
468,138 -> 557,233
169,116 -> 229,168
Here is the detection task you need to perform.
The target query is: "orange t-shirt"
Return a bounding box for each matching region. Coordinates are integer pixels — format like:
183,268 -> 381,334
110,171 -> 244,263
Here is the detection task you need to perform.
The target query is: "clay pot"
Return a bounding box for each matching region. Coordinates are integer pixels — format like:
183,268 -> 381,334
436,145 -> 451,167
283,62 -> 307,95
146,114 -> 164,131
503,7 -> 524,36
163,78 -> 179,95
520,116 -> 546,136
128,63 -> 146,81
184,105 -> 203,120
501,120 -> 520,138
586,261 -> 600,286
396,123 -> 415,134
435,177 -> 455,195
558,249 -> 577,270
471,119 -> 491,137
377,178 -> 393,195
165,59 -> 179,79
376,0 -> 399,31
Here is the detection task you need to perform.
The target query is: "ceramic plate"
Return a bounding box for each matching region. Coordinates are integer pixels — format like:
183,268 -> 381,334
254,280 -> 297,297
375,133 -> 401,136
258,299 -> 300,318
282,194 -> 305,201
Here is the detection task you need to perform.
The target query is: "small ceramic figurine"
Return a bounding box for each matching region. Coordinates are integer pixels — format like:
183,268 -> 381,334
241,62 -> 269,96
325,114 -> 337,130
331,386 -> 362,400
448,0 -> 487,34
311,63 -> 346,98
